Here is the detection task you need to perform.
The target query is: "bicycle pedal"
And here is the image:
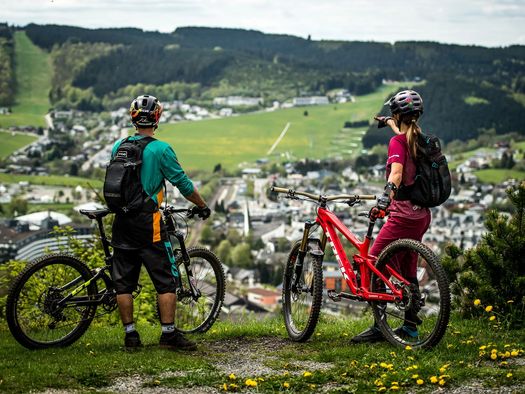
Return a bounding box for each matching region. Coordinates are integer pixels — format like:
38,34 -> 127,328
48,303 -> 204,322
328,290 -> 342,302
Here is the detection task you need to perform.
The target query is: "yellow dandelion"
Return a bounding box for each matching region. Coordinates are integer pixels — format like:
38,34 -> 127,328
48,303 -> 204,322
391,385 -> 400,391
430,376 -> 438,384
342,333 -> 349,337
223,383 -> 228,391
378,388 -> 387,392
507,373 -> 513,378
405,345 -> 412,350
416,379 -> 424,385
491,348 -> 498,353
391,381 -> 399,386
447,344 -> 454,348
507,300 -> 514,303
491,353 -> 498,360
303,371 -> 312,378
511,350 -> 519,356
504,351 -> 511,358
245,379 -> 257,387
474,299 -> 481,306
485,305 -> 493,312
283,382 -> 290,388
439,375 -> 451,379
479,345 -> 487,350
229,383 -> 238,390
439,379 -> 446,386
489,316 -> 496,321
500,361 -> 509,366
309,384 -> 316,389
411,374 -> 419,379
504,344 -> 511,348
380,362 -> 388,368
229,374 -> 236,380
257,378 -> 264,382
374,379 -> 383,386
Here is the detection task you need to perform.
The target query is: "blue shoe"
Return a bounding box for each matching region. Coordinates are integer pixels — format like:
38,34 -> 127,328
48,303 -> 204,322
394,325 -> 419,338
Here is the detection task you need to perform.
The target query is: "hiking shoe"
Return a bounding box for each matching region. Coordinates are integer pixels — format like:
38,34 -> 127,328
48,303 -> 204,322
159,332 -> 197,351
350,325 -> 384,344
393,325 -> 419,339
124,331 -> 143,349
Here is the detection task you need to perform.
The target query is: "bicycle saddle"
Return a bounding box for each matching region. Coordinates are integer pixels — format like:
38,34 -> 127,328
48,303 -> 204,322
79,208 -> 112,219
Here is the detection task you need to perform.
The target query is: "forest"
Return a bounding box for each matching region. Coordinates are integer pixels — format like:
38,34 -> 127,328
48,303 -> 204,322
6,23 -> 525,143
0,24 -> 15,107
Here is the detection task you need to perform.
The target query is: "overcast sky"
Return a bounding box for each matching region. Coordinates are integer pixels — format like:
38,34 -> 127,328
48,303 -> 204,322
3,0 -> 525,47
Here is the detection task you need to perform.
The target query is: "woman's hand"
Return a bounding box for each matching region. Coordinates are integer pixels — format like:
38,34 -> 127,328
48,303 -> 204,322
374,115 -> 401,135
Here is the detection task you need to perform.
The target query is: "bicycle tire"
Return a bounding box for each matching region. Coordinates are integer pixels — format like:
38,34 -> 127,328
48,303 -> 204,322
282,241 -> 324,342
171,247 -> 225,334
6,254 -> 98,349
370,239 -> 450,349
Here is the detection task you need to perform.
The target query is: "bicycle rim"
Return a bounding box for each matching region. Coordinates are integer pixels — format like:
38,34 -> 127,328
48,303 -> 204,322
283,243 -> 323,342
371,239 -> 450,349
174,248 -> 225,333
7,256 -> 97,348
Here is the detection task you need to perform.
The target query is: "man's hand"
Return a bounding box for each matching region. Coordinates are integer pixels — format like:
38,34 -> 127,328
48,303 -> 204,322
190,205 -> 211,220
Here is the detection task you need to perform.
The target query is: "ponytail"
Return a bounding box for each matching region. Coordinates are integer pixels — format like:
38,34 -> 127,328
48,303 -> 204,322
401,114 -> 421,158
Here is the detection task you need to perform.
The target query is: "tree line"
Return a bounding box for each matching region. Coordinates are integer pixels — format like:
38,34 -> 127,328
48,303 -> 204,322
0,24 -> 15,107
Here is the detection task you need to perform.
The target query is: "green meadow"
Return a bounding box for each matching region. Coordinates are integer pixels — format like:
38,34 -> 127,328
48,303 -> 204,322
0,31 -> 51,128
0,131 -> 37,159
160,85 -> 405,172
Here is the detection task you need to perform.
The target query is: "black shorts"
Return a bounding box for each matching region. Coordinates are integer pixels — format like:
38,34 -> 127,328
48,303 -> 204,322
112,241 -> 179,294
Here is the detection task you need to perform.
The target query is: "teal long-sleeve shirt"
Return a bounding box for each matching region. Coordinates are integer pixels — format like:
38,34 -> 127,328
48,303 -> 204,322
111,135 -> 194,203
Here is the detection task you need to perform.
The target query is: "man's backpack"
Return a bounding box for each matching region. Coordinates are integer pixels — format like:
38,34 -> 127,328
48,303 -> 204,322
397,133 -> 452,207
103,137 -> 155,214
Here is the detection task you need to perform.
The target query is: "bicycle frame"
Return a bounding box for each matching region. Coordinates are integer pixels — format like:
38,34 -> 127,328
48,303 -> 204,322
305,207 -> 409,303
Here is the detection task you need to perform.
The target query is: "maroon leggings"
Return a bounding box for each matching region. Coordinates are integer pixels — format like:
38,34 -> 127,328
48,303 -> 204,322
369,212 -> 431,279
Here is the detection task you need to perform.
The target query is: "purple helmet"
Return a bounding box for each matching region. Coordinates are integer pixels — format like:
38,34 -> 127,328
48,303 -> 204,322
385,90 -> 423,115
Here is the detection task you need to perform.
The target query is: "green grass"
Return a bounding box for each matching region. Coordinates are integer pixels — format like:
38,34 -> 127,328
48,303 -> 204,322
159,84 -> 406,172
0,173 -> 102,188
0,31 -> 51,128
0,315 -> 523,393
473,169 -> 525,184
0,131 -> 37,159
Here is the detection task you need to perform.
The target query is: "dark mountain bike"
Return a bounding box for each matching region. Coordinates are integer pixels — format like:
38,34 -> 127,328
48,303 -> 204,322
6,205 -> 225,350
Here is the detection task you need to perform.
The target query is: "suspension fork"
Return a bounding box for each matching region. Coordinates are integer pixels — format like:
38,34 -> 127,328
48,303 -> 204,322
293,220 -> 315,288
172,231 -> 200,298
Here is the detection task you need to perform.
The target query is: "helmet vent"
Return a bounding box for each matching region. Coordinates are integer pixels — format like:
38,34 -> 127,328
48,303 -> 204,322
142,98 -> 148,107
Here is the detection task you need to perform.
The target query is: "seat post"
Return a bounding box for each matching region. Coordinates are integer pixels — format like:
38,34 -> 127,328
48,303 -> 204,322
96,217 -> 112,258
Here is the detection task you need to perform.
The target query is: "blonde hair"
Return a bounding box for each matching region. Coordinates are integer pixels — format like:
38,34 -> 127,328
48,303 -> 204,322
397,113 -> 421,158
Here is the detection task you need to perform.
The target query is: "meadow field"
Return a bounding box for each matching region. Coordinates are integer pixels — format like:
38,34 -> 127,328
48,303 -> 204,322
0,131 -> 37,159
160,85 -> 405,172
0,31 -> 51,128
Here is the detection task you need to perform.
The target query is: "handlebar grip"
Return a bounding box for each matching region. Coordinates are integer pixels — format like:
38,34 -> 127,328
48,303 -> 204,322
359,195 -> 376,200
271,186 -> 290,193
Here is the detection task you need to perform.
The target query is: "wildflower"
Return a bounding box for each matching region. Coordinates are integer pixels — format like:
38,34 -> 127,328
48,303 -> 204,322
430,376 -> 438,384
342,333 -> 349,337
223,383 -> 228,391
489,316 -> 496,321
411,374 -> 419,379
407,356 -> 415,361
391,385 -> 400,390
350,360 -> 358,366
474,299 -> 481,306
391,381 -> 399,386
507,373 -> 513,378
507,300 -> 514,303
283,382 -> 290,388
500,361 -> 509,366
504,344 -> 511,348
511,350 -> 519,356
447,344 -> 454,349
390,351 -> 397,357
416,379 -> 424,385
309,384 -> 316,389
405,345 -> 412,350
229,374 -> 236,380
439,379 -> 446,386
303,371 -> 312,378
257,378 -> 264,382
245,379 -> 257,387
378,388 -> 387,392
485,305 -> 493,312
479,345 -> 487,350
491,353 -> 498,360
380,362 -> 388,368
439,364 -> 450,374
504,351 -> 511,358
374,379 -> 383,386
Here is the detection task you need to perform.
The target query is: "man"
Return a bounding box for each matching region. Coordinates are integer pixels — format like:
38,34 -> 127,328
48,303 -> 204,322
109,94 -> 211,350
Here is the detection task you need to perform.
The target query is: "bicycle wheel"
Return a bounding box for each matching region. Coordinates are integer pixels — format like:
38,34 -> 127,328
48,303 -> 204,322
282,241 -> 323,342
370,239 -> 450,349
6,254 -> 98,349
173,247 -> 225,334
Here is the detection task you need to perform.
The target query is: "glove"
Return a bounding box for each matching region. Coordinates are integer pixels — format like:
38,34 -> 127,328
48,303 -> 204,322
375,116 -> 393,129
376,193 -> 391,211
191,205 -> 211,220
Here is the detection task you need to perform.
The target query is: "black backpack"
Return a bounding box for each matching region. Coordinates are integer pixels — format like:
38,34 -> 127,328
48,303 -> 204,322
396,133 -> 452,207
103,137 -> 155,214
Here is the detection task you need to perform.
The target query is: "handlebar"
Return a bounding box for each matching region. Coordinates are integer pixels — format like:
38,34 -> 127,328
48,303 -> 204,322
161,205 -> 194,218
270,186 -> 376,203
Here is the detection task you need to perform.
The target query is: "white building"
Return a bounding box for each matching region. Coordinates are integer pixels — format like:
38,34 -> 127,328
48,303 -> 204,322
292,96 -> 329,106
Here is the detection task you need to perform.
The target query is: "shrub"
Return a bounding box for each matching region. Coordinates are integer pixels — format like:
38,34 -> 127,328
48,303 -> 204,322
442,182 -> 525,327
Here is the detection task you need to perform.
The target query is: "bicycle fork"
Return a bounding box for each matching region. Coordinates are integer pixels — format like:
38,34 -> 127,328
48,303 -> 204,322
171,231 -> 200,299
292,221 -> 325,293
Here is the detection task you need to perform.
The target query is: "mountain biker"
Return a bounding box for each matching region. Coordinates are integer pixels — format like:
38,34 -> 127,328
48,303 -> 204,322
110,94 -> 211,350
351,90 -> 431,343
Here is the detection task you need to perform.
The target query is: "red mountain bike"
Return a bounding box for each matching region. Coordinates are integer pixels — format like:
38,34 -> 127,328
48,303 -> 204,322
271,186 -> 450,349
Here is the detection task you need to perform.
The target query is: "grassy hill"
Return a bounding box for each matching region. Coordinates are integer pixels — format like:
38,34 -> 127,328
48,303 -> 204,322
0,131 -> 37,159
0,31 -> 51,128
161,85 -> 403,171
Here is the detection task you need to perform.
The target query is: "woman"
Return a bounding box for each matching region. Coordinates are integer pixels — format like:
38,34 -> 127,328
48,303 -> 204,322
351,90 -> 431,343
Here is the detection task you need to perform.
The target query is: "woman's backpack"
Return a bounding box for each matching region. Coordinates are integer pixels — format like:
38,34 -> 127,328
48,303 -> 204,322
397,133 -> 452,207
103,137 -> 155,214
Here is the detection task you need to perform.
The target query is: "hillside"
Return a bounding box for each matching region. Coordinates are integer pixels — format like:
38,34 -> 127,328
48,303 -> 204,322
2,24 -> 525,145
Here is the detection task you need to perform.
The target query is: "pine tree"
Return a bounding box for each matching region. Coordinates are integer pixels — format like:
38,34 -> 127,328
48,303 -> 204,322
442,182 -> 525,326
